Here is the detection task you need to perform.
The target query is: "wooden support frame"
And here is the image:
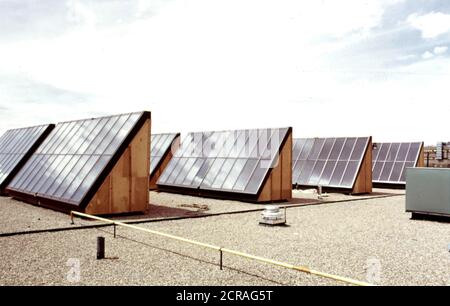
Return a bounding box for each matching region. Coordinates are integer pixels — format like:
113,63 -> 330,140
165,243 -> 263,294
149,134 -> 180,190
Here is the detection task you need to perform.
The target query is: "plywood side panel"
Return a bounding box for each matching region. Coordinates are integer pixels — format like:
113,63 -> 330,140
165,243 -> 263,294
130,119 -> 150,211
111,149 -> 131,213
86,176 -> 111,215
281,132 -> 292,200
417,144 -> 425,167
257,130 -> 293,202
352,138 -> 372,194
258,173 -> 272,202
271,156 -> 282,200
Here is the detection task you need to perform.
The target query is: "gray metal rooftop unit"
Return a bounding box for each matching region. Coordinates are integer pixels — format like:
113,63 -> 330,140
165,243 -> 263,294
406,167 -> 450,218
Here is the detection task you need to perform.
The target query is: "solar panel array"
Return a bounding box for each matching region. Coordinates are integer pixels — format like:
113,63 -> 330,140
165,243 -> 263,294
292,137 -> 370,189
372,142 -> 423,184
150,133 -> 179,177
0,124 -> 54,192
157,128 -> 290,195
7,112 -> 146,207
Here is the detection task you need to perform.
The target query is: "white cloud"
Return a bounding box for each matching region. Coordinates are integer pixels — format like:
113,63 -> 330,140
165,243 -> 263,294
422,51 -> 434,59
0,0 -> 448,144
407,11 -> 450,39
434,45 -> 448,55
397,54 -> 417,61
66,0 -> 97,29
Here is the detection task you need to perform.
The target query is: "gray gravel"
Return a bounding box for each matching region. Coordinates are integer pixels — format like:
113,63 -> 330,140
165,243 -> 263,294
1,194 -> 450,285
0,197 -> 104,234
0,187 -> 402,233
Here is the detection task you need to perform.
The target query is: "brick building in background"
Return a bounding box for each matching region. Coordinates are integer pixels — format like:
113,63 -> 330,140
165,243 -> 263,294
424,142 -> 450,168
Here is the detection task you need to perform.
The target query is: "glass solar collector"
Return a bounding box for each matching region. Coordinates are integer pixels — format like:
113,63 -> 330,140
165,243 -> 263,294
6,111 -> 151,212
157,127 -> 292,201
0,124 -> 54,194
292,137 -> 372,192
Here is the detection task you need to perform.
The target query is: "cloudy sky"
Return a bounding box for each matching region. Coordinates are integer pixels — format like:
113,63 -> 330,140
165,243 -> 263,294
0,0 -> 449,144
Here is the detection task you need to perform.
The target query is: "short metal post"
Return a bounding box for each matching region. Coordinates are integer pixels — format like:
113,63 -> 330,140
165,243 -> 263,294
97,236 -> 105,260
219,249 -> 223,270
70,212 -> 74,225
113,224 -> 116,238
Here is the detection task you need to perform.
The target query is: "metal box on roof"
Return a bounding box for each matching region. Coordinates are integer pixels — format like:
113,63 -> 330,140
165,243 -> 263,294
406,167 -> 450,217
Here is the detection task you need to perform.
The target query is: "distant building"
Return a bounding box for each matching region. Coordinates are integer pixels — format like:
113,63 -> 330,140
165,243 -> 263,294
424,142 -> 450,168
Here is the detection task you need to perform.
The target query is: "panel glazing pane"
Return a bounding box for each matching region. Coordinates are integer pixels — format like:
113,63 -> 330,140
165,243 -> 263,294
377,143 -> 390,161
53,156 -> 89,198
386,143 -> 400,161
297,160 -> 315,185
341,161 -> 359,187
318,138 -> 335,160
379,161 -> 394,181
308,139 -> 325,160
329,161 -> 347,186
292,139 -> 306,161
350,138 -> 368,161
372,161 -> 383,181
245,161 -> 267,194
308,161 -> 325,185
396,143 -> 410,161
339,138 -> 356,160
62,155 -> 99,200
191,158 -> 211,187
201,158 -> 225,187
389,161 -> 404,182
222,159 -> 246,190
212,159 -> 235,189
299,138 -> 314,160
406,143 -> 421,162
292,161 -> 305,184
157,158 -> 178,184
329,138 -> 345,160
233,159 -> 258,191
173,157 -> 196,185
318,160 -> 337,186
71,156 -> 109,203
46,155 -> 81,196
166,157 -> 188,184
182,158 -> 205,186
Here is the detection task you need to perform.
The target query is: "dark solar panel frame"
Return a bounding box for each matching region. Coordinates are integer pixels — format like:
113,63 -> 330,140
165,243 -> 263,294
0,124 -> 54,194
6,111 -> 150,212
372,142 -> 423,185
150,133 -> 180,177
157,127 -> 291,200
292,137 -> 371,189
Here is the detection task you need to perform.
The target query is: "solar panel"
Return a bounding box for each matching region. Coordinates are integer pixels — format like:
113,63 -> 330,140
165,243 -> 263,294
6,111 -> 150,213
0,124 -> 54,194
157,127 -> 292,201
150,133 -> 180,177
372,142 -> 423,185
292,137 -> 371,191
